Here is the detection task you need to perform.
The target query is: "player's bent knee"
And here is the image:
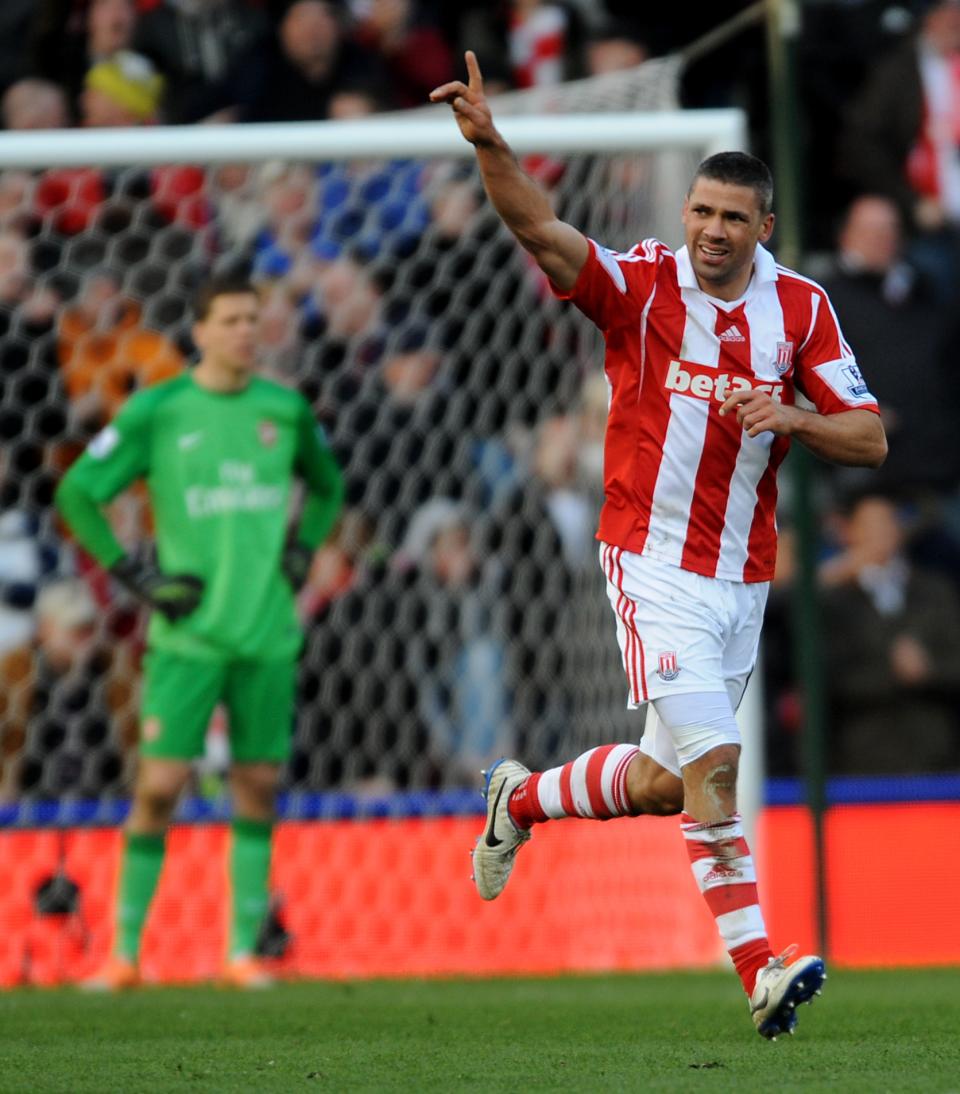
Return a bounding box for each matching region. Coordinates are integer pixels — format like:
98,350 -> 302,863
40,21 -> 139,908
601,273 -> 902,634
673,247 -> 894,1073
633,787 -> 683,816
631,772 -> 684,815
626,752 -> 683,815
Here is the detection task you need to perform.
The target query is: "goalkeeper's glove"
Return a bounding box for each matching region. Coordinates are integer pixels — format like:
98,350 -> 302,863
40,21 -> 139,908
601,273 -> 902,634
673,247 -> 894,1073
110,557 -> 204,622
281,542 -> 313,592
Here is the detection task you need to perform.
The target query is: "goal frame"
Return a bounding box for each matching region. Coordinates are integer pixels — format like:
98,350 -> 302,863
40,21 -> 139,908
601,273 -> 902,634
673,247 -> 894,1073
0,103 -> 763,840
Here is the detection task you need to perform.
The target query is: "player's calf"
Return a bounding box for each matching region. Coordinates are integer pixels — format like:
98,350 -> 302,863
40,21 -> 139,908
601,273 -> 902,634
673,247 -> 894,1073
472,745 -> 654,901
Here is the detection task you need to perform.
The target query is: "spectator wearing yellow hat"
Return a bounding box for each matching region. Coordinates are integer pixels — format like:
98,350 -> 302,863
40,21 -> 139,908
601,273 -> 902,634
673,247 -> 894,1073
82,49 -> 165,127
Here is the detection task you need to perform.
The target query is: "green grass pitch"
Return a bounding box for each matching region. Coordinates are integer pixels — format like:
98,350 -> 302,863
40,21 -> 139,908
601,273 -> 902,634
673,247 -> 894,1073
1,968 -> 957,1092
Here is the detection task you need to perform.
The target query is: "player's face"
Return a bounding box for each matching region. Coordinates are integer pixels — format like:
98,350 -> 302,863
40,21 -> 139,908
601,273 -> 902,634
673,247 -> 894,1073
681,178 -> 774,301
193,292 -> 260,377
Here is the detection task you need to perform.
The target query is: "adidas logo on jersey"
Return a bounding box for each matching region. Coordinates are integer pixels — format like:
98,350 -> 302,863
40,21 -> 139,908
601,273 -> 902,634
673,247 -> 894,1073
718,325 -> 746,343
665,359 -> 784,404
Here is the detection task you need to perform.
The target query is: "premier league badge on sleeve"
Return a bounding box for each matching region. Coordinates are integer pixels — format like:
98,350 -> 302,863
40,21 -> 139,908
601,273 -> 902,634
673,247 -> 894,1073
258,419 -> 278,447
656,651 -> 681,681
841,363 -> 869,398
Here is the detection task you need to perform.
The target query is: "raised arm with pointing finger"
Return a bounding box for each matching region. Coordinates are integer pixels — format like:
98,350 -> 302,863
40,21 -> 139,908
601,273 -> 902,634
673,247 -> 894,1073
430,50 -> 588,291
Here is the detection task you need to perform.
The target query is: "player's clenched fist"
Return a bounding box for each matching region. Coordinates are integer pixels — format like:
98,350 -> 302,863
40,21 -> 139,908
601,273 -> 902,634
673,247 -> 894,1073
429,50 -> 499,148
718,388 -> 798,438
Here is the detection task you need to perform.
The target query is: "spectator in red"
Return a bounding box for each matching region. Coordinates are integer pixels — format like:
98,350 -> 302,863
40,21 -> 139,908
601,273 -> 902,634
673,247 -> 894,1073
840,0 -> 960,298
353,0 -> 454,109
509,0 -> 573,88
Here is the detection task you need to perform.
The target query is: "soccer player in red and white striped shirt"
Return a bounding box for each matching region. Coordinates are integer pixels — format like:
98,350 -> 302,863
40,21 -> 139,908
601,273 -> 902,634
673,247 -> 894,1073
432,53 -> 887,1039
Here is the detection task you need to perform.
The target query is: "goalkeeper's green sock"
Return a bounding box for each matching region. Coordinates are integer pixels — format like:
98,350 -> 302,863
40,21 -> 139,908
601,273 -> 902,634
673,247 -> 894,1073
115,831 -> 166,962
230,817 -> 273,959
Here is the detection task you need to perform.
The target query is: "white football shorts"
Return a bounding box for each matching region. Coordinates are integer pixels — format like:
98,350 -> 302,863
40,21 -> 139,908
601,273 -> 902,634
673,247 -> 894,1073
600,543 -> 769,775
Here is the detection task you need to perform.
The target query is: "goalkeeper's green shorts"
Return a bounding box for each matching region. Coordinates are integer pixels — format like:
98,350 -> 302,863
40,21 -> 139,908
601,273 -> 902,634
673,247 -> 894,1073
139,651 -> 296,763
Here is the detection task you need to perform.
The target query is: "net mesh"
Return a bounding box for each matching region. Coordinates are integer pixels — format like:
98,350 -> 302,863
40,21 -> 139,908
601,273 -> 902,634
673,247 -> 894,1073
0,57 -> 714,809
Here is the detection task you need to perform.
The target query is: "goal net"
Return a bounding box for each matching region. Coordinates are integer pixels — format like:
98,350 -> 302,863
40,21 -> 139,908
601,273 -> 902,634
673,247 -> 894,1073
0,59 -> 746,983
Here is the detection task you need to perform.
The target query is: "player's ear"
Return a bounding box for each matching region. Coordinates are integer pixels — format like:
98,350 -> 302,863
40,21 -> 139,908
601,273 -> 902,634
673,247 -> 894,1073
759,212 -> 775,243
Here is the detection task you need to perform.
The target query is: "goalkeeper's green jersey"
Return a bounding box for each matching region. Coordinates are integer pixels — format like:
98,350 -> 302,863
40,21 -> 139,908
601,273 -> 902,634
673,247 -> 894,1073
57,372 -> 343,661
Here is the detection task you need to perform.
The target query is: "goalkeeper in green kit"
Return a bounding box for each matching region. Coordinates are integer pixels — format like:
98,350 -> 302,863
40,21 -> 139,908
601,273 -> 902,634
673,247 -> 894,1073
55,275 -> 343,989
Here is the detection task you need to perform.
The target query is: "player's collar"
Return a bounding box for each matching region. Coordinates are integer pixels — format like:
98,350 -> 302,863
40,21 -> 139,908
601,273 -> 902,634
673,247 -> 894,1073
754,243 -> 778,282
675,242 -> 778,291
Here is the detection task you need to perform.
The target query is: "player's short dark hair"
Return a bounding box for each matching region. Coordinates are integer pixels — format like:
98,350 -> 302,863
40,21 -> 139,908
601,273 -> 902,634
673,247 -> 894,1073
689,152 -> 774,216
193,274 -> 258,321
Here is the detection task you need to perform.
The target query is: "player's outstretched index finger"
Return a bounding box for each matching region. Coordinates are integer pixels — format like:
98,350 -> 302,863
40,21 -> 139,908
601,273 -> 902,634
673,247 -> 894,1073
465,50 -> 484,93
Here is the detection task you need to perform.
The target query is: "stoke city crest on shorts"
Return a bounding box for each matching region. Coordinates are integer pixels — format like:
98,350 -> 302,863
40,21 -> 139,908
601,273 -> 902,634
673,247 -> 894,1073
656,651 -> 681,681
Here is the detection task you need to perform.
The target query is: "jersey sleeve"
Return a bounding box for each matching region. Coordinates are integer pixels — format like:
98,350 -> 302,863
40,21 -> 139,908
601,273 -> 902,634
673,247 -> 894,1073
295,399 -> 345,549
54,394 -> 154,568
793,287 -> 880,415
550,236 -> 663,331
63,395 -> 154,502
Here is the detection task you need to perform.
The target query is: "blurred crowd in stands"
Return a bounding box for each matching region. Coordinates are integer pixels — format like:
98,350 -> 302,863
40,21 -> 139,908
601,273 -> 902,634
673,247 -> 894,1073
1,0 -> 960,805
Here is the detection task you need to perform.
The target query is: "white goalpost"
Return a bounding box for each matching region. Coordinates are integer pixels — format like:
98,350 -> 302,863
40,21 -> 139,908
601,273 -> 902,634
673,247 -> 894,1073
0,109 -> 745,167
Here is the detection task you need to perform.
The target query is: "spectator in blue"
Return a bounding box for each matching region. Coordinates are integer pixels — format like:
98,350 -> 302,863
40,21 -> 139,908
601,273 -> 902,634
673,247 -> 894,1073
310,87 -> 431,263
246,92 -> 430,281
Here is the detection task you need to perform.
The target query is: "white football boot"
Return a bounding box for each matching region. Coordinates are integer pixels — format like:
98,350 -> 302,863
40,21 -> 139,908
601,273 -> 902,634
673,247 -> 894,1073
750,945 -> 826,1040
471,759 -> 532,901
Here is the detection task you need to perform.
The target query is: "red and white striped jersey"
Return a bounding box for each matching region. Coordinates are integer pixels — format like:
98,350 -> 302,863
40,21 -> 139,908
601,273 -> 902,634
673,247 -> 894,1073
554,238 -> 880,582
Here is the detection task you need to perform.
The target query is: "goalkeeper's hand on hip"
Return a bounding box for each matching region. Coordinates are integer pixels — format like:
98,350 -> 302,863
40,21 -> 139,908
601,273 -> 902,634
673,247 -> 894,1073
111,557 -> 205,621
281,542 -> 313,592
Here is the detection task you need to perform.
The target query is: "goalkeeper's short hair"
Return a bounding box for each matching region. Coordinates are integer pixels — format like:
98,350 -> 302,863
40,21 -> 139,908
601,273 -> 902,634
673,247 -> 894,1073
193,273 -> 259,321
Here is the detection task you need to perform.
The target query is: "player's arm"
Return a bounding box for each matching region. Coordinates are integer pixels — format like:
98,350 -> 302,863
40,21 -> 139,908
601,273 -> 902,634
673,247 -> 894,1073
430,51 -> 588,291
718,395 -> 887,467
720,280 -> 887,466
283,406 -> 346,590
55,402 -> 204,620
55,417 -> 147,571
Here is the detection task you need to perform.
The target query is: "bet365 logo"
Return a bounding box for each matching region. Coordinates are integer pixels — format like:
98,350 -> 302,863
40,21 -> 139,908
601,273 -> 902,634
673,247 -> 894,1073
664,360 -> 783,404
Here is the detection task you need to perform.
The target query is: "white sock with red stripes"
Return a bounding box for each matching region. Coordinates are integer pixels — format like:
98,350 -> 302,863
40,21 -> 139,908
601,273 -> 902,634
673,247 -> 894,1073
680,811 -> 774,995
507,744 -> 640,828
